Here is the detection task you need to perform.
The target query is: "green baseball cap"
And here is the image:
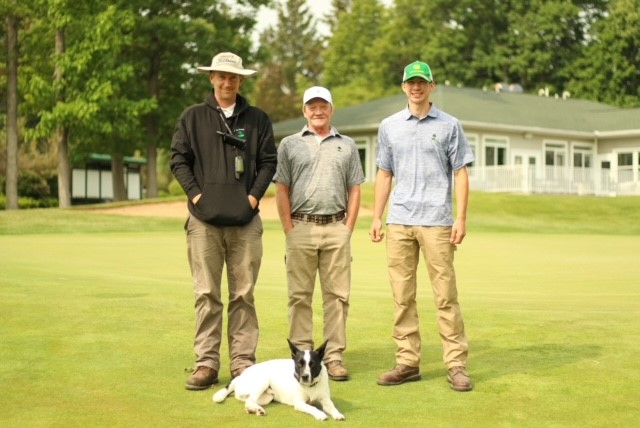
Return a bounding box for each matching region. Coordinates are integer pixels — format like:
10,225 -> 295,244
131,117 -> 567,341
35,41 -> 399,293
402,61 -> 433,83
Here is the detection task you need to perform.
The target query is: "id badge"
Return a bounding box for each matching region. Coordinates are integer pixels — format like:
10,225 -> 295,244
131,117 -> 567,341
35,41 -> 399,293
235,155 -> 244,179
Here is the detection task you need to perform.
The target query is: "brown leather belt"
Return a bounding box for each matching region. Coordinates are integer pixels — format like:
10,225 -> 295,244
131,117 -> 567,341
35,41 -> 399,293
291,210 -> 346,225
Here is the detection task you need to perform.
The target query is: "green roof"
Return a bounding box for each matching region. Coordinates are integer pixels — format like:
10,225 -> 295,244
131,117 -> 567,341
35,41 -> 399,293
273,86 -> 640,138
87,153 -> 147,165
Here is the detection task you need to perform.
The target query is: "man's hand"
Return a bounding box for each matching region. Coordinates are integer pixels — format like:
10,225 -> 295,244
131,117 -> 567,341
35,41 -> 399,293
370,218 -> 385,242
248,195 -> 258,209
450,219 -> 467,244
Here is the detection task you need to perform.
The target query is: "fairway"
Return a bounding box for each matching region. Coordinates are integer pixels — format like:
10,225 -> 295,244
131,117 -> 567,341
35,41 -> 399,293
1,216 -> 639,427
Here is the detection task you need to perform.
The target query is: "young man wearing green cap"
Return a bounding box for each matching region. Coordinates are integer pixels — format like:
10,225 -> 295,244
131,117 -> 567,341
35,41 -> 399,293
370,61 -> 475,391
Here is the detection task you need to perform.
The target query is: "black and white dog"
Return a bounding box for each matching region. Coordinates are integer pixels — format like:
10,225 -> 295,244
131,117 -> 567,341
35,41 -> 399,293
212,340 -> 345,421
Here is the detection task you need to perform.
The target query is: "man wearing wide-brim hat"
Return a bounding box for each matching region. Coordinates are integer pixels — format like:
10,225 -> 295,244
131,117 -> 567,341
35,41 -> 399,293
171,52 -> 277,391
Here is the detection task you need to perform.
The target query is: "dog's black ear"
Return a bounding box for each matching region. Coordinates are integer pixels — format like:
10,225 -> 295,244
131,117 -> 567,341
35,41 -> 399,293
287,339 -> 299,358
315,340 -> 328,360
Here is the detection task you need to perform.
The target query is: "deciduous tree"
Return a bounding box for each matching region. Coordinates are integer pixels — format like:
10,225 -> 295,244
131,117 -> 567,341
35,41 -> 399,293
567,0 -> 640,107
322,0 -> 388,106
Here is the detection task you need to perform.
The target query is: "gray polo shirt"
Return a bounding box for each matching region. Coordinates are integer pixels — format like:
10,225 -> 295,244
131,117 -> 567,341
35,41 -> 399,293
377,104 -> 475,226
274,125 -> 365,215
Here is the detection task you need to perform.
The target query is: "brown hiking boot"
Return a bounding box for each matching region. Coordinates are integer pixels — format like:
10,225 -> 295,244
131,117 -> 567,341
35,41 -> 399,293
231,364 -> 252,379
377,364 -> 421,386
326,361 -> 349,381
185,366 -> 218,391
447,366 -> 473,391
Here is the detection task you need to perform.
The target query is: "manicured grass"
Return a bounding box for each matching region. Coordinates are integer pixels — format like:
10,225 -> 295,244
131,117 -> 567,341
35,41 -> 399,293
2,187 -> 639,235
1,191 -> 639,426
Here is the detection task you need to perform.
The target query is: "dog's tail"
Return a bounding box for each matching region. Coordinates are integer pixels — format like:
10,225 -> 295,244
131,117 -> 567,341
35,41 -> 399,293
212,382 -> 234,403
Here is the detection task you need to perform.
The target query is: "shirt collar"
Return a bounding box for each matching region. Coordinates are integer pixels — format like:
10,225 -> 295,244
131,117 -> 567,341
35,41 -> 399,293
301,124 -> 342,139
403,103 -> 439,121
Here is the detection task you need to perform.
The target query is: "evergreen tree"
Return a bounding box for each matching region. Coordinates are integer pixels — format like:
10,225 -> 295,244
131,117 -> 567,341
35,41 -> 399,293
253,0 -> 324,121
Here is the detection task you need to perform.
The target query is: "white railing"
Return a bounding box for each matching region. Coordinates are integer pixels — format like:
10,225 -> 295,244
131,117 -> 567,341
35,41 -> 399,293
468,166 -> 639,196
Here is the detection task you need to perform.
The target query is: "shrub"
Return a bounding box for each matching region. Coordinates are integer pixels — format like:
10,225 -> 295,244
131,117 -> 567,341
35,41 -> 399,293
0,194 -> 58,209
18,170 -> 51,199
168,179 -> 184,196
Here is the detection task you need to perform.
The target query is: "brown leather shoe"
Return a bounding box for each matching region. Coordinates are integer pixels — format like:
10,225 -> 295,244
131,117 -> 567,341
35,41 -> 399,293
377,364 -> 421,386
447,366 -> 473,391
185,366 -> 218,391
326,360 -> 349,381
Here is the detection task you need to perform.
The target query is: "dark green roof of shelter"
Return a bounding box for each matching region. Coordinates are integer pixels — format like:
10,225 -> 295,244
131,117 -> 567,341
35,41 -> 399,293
86,153 -> 147,165
273,86 -> 639,138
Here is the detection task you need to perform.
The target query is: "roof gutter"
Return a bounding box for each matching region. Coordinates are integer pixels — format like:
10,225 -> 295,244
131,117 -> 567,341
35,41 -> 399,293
460,121 -> 595,139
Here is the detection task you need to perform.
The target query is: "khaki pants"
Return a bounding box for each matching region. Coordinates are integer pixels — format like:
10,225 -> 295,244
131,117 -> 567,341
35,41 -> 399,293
285,220 -> 352,363
185,214 -> 263,373
386,225 -> 468,369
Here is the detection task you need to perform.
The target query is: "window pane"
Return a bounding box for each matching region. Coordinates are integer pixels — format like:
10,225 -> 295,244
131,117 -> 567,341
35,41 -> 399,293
585,154 -> 592,168
546,150 -> 555,166
497,147 -> 506,165
486,146 -> 495,166
574,153 -> 583,167
358,148 -> 366,176
618,152 -> 632,166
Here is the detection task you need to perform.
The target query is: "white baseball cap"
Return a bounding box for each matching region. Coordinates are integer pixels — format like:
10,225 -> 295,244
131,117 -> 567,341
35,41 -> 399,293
303,86 -> 333,105
197,52 -> 256,76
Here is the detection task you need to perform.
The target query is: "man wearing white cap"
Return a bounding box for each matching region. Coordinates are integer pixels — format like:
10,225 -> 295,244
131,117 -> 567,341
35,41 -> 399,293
171,52 -> 277,390
370,61 -> 475,391
274,86 -> 364,381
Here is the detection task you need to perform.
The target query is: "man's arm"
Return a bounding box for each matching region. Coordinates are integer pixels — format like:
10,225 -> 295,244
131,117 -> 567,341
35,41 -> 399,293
344,184 -> 361,231
275,181 -> 294,233
369,168 -> 393,242
451,166 -> 469,244
170,115 -> 201,204
249,116 -> 278,207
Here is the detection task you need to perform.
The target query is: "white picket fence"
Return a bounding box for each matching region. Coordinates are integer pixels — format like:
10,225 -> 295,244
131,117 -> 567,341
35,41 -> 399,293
468,166 -> 640,196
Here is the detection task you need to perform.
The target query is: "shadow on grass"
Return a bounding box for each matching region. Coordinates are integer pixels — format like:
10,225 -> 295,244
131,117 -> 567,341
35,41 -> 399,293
470,341 -> 602,382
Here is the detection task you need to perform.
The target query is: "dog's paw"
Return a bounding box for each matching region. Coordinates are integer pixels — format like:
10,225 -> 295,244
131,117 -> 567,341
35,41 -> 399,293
245,403 -> 266,416
333,412 -> 345,421
313,411 -> 328,421
212,387 -> 229,403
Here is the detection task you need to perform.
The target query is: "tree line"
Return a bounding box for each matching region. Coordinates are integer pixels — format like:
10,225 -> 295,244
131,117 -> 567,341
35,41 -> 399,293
2,0 -> 639,209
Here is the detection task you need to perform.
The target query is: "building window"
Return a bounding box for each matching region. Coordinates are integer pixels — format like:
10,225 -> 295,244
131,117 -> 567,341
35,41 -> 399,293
484,138 -> 507,166
467,135 -> 478,168
355,140 -> 369,181
618,152 -> 634,183
545,143 -> 566,167
573,147 -> 593,169
544,142 -> 568,180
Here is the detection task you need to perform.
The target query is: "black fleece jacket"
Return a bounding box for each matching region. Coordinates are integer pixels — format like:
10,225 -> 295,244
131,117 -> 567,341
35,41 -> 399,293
170,91 -> 277,226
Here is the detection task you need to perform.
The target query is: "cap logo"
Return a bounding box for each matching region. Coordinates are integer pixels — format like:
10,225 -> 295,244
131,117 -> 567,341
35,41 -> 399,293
402,61 -> 433,82
216,55 -> 239,65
